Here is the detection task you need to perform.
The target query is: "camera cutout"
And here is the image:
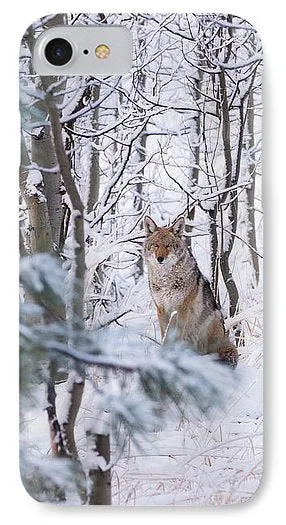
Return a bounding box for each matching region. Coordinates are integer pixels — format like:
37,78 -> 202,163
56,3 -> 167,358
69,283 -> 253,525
44,38 -> 73,66
33,26 -> 132,75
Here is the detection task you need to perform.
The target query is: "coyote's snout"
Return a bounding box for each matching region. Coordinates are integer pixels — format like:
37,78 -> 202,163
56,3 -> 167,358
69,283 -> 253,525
143,216 -> 238,368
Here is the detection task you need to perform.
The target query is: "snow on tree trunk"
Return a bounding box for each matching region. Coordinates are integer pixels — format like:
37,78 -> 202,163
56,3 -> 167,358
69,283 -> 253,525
86,430 -> 111,505
41,76 -> 86,474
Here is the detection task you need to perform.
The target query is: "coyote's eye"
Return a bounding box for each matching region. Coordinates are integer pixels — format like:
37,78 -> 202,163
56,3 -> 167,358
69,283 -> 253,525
152,244 -> 158,248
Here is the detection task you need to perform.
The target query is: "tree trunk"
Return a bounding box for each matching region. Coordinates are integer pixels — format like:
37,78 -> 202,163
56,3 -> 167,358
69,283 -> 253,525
24,14 -> 66,249
246,90 -> 260,285
87,84 -> 101,214
209,206 -> 220,303
134,130 -> 146,282
219,70 -> 239,317
32,125 -> 63,247
41,78 -> 86,499
86,430 -> 111,505
186,70 -> 202,249
20,137 -> 53,254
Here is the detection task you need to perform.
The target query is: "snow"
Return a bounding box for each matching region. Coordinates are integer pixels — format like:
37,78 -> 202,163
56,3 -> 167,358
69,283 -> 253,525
20,253 -> 66,297
25,169 -> 46,201
21,296 -> 263,505
19,11 -> 263,506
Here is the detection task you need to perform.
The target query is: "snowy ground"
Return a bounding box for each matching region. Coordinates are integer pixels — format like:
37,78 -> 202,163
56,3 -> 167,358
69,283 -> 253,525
113,359 -> 262,506
21,284 -> 263,506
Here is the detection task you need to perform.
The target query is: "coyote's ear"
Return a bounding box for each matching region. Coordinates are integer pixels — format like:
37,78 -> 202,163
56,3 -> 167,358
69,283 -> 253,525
171,216 -> 185,237
144,216 -> 158,236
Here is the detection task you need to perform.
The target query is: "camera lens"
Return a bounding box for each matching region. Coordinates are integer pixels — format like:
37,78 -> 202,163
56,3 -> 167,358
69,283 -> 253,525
44,38 -> 73,66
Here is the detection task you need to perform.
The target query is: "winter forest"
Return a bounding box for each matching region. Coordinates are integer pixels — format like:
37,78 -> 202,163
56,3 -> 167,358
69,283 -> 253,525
19,13 -> 263,505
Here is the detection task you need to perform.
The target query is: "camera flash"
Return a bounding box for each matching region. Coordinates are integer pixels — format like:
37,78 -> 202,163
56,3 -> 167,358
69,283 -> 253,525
95,44 -> 110,60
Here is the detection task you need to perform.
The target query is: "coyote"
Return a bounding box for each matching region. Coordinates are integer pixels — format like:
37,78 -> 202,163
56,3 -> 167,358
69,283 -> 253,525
143,216 -> 238,368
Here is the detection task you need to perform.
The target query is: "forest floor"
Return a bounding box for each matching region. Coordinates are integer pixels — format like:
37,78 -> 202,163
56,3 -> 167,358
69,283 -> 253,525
108,301 -> 262,505
21,280 -> 262,506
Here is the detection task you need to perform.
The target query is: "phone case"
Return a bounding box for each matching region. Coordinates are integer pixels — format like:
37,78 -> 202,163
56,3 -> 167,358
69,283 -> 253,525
19,13 -> 263,505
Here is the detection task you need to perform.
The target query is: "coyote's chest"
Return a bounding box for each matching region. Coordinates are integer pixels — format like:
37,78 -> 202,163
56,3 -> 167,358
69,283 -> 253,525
149,267 -> 191,314
152,284 -> 185,314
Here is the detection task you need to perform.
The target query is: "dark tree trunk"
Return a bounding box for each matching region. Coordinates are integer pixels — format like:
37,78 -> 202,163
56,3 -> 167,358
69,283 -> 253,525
87,84 -> 101,214
86,431 -> 112,505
